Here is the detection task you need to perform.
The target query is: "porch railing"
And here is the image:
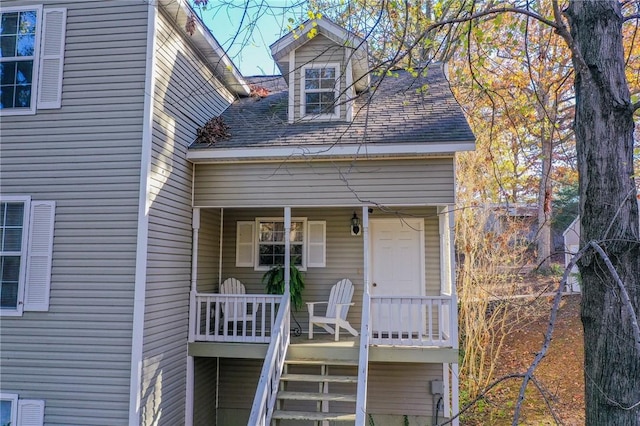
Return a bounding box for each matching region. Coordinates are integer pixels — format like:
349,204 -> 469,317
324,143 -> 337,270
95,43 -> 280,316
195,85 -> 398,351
370,295 -> 453,346
248,295 -> 290,426
192,292 -> 282,343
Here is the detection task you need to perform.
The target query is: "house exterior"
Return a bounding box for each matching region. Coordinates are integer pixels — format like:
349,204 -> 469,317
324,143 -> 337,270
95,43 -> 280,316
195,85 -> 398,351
0,3 -> 474,426
0,1 -> 247,425
186,18 -> 475,426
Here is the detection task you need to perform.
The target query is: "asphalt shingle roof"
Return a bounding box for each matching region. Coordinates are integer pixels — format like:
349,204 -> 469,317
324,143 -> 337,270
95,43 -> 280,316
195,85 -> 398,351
190,64 -> 475,151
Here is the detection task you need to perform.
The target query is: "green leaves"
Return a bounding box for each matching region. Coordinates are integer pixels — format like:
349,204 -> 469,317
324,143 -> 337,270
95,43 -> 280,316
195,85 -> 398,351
262,264 -> 306,311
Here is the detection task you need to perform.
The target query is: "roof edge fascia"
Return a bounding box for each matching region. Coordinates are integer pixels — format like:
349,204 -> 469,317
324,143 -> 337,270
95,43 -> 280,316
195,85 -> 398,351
187,142 -> 476,163
158,0 -> 250,96
270,18 -> 366,61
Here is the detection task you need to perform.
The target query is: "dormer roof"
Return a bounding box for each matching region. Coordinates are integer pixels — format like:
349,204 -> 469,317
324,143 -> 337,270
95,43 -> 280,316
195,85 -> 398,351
269,18 -> 370,92
187,64 -> 476,162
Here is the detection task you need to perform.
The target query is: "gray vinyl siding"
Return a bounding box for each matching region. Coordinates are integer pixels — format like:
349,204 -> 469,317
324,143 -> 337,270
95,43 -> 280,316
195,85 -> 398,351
293,34 -> 347,121
206,206 -> 441,334
0,1 -> 148,424
193,158 -> 455,208
138,8 -> 234,426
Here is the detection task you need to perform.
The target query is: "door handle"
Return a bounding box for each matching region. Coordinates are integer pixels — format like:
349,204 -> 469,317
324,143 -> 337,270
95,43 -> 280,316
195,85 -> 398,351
373,282 -> 377,287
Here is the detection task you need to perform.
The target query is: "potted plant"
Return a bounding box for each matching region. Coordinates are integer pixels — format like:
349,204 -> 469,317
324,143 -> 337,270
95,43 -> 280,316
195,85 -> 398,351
262,263 -> 305,311
262,263 -> 305,335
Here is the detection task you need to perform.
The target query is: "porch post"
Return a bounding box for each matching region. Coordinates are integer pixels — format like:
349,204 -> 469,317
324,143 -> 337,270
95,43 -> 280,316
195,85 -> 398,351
362,205 -> 370,297
186,207 -> 200,426
218,208 -> 224,286
191,208 -> 200,293
284,207 -> 291,295
355,205 -> 370,424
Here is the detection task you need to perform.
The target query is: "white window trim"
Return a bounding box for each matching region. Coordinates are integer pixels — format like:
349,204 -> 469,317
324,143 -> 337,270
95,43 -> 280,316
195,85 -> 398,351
1,393 -> 19,426
0,5 -> 43,116
254,217 -> 307,271
0,195 -> 31,316
299,62 -> 341,120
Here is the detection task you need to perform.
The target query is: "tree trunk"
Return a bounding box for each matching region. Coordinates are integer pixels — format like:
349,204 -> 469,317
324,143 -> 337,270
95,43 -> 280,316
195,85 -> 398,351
565,1 -> 640,424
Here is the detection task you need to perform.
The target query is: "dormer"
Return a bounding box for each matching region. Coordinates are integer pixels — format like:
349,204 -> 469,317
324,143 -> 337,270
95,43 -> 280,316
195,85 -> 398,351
269,18 -> 369,123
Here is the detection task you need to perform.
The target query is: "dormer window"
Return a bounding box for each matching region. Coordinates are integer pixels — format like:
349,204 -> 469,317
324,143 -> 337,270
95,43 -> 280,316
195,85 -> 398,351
301,63 -> 340,119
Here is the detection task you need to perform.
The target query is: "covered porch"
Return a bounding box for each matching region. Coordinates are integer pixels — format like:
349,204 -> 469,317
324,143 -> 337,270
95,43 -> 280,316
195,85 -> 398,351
187,204 -> 457,349
185,157 -> 461,425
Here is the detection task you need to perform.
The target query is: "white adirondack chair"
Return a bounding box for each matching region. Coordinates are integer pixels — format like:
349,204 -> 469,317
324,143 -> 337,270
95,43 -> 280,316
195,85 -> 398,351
220,278 -> 256,328
307,278 -> 359,341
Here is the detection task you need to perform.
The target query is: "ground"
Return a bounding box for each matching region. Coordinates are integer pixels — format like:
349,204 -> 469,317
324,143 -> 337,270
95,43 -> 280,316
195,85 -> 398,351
460,273 -> 585,425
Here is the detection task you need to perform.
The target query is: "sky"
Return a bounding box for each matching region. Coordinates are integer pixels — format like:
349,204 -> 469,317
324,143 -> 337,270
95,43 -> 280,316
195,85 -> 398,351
195,1 -> 311,76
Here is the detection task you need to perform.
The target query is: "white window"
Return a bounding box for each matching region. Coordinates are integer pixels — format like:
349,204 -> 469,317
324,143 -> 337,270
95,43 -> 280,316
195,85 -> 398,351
235,219 -> 326,270
257,218 -> 306,270
1,393 -> 18,426
0,196 -> 55,316
0,5 -> 66,115
0,393 -> 45,426
300,63 -> 340,119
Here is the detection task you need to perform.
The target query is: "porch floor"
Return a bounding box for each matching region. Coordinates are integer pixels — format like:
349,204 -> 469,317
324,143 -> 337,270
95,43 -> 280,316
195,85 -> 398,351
189,332 -> 458,363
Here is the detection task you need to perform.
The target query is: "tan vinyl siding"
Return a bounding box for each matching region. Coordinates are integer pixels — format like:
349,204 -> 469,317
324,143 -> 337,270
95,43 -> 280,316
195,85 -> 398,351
139,8 -> 234,426
197,209 -> 222,293
209,206 -> 440,334
194,357 -> 218,425
367,362 -> 443,416
293,34 -> 347,121
193,158 -> 455,208
213,360 -> 443,420
217,358 -> 262,425
0,1 -> 148,424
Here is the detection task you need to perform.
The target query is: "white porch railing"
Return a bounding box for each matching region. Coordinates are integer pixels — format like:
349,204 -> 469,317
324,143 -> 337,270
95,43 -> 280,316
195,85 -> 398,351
370,296 -> 454,346
248,295 -> 290,426
192,292 -> 282,343
355,292 -> 371,425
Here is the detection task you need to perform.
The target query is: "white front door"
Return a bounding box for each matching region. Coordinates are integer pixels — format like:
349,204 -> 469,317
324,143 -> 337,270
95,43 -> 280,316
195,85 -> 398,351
370,218 -> 425,335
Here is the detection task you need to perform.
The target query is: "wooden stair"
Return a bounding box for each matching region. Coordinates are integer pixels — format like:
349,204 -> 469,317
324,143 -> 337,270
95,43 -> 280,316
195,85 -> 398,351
272,358 -> 358,424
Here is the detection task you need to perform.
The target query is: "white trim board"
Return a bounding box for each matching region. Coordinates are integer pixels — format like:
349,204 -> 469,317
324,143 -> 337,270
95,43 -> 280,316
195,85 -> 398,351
187,142 -> 475,163
129,2 -> 157,424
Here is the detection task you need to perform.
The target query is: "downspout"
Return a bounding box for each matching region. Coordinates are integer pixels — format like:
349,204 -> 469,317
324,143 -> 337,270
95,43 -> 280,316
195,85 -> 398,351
355,206 -> 370,424
128,2 -> 157,424
185,208 -> 200,426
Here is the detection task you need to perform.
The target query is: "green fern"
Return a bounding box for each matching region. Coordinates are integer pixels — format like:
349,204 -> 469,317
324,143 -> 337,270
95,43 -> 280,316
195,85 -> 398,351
262,264 -> 305,311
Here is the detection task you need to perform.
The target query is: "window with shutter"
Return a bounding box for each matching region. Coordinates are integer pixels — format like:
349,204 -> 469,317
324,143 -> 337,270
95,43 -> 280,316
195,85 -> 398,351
0,196 -> 55,316
0,5 -> 66,115
235,218 -> 327,270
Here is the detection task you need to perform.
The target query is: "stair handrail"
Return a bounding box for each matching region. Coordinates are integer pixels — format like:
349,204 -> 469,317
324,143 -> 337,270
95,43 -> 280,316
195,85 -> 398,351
248,294 -> 291,426
355,291 -> 371,424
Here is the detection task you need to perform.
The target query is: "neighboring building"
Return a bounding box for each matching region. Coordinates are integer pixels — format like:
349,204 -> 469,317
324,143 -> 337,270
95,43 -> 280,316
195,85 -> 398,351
563,193 -> 640,293
563,216 -> 582,292
1,3 -> 475,426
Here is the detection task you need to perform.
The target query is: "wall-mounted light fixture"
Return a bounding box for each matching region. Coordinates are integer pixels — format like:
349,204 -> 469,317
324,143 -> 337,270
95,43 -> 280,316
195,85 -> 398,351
350,212 -> 361,236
